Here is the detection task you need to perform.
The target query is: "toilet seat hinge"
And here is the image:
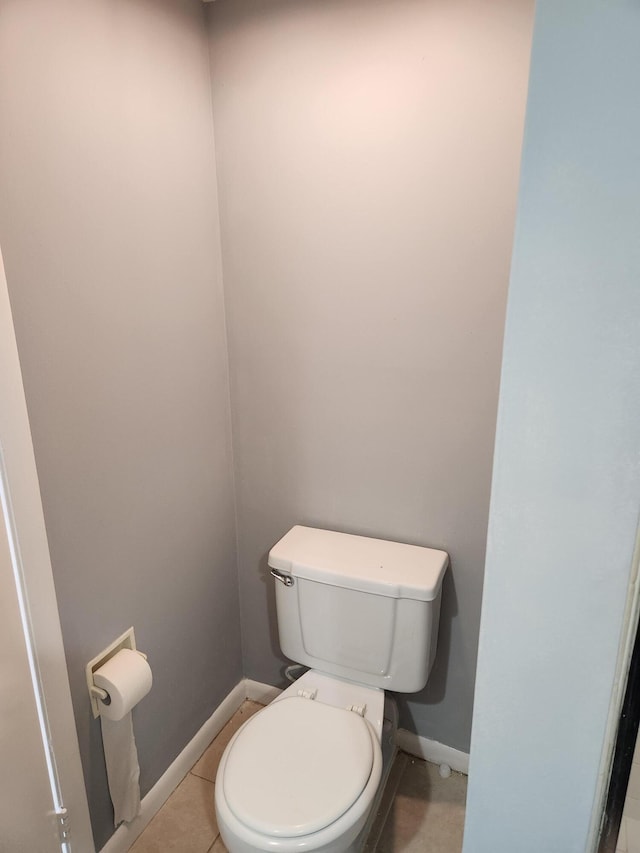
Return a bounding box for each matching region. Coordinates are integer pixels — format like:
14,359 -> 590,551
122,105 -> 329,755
347,703 -> 367,716
297,687 -> 317,700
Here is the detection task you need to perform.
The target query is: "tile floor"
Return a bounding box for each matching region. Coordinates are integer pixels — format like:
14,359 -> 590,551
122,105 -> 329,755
130,701 -> 467,853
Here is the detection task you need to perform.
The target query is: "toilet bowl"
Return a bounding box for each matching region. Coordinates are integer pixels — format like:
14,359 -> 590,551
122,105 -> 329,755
216,525 -> 448,853
215,672 -> 385,853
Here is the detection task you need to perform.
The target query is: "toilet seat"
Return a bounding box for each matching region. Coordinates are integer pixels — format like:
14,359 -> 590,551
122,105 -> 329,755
223,697 -> 374,838
215,674 -> 385,853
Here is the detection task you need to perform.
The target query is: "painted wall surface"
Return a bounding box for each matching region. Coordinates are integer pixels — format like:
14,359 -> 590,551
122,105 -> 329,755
207,0 -> 534,750
0,1 -> 241,848
463,3 -> 640,851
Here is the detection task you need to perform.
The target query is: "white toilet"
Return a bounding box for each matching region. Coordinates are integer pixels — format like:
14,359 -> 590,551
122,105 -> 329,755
215,525 -> 448,853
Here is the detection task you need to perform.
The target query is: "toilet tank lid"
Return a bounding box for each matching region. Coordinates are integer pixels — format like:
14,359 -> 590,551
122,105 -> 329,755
268,526 -> 448,601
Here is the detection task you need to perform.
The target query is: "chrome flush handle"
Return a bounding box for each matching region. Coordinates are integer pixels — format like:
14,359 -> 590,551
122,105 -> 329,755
270,568 -> 294,587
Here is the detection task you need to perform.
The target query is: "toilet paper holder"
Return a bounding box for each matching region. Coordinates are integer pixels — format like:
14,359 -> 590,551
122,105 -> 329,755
86,628 -> 147,718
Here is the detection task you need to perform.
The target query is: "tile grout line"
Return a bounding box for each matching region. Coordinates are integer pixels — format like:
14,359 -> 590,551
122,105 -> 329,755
206,833 -> 222,853
190,767 -> 216,784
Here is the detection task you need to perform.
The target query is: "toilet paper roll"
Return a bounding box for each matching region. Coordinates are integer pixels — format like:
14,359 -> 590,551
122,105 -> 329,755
94,648 -> 152,721
94,648 -> 152,826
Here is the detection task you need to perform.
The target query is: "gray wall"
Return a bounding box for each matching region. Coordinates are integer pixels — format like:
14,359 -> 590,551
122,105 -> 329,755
0,1 -> 241,849
463,2 -> 640,851
207,0 -> 534,751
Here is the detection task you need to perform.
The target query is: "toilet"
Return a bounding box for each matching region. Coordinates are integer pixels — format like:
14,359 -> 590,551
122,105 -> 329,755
215,525 -> 448,853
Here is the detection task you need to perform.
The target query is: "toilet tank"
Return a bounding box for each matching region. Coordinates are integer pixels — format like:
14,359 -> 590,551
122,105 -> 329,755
268,526 -> 449,694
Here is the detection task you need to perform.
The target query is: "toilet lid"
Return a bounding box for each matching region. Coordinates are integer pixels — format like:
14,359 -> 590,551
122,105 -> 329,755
223,696 -> 374,838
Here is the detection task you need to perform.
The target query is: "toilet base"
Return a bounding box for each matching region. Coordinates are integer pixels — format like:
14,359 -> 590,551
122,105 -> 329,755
349,694 -> 398,852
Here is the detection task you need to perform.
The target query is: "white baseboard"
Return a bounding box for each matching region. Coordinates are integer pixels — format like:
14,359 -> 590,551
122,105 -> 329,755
396,728 -> 469,774
246,679 -> 470,775
99,679 -> 247,853
245,678 -> 283,705
99,678 -> 468,853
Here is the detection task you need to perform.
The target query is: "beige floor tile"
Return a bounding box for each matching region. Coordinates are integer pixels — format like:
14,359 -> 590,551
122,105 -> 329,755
618,816 -> 628,853
628,816 -> 640,853
625,796 -> 640,823
130,773 -> 217,853
377,757 -> 467,853
628,765 -> 640,802
132,721 -> 467,853
192,701 -> 263,783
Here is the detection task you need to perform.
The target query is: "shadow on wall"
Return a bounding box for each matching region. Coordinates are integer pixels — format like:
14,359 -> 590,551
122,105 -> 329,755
259,544 -> 458,712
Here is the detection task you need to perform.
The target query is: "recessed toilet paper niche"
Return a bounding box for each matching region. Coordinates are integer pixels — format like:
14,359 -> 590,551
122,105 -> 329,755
86,627 -> 145,718
86,627 -> 153,825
